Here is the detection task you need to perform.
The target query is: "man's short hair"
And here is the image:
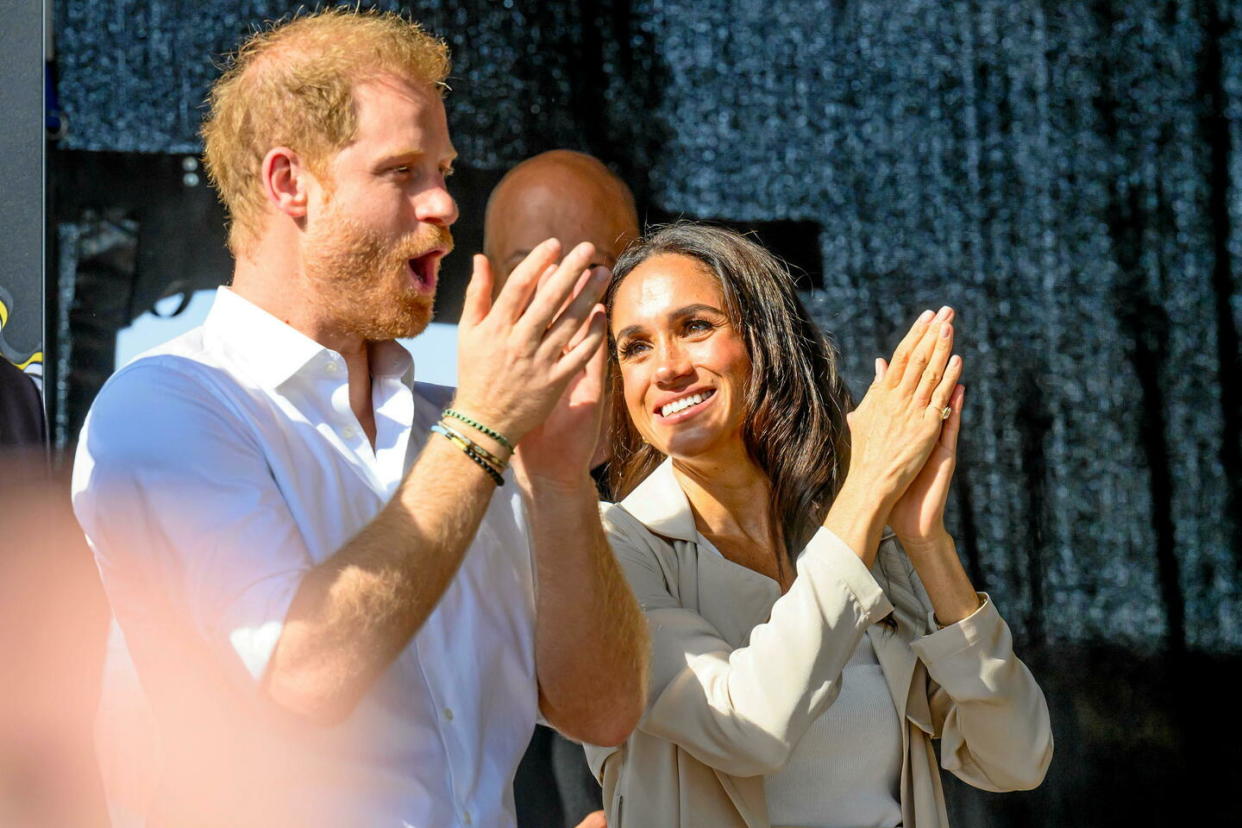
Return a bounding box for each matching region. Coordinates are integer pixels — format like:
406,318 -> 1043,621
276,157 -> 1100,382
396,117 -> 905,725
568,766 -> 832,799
202,8 -> 450,257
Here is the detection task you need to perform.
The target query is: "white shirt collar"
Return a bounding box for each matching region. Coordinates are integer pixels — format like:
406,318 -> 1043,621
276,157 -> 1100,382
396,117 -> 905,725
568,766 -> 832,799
203,287 -> 414,391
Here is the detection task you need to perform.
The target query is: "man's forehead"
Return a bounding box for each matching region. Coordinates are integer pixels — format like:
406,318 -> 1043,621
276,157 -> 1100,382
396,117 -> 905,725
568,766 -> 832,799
352,72 -> 438,103
344,75 -> 455,156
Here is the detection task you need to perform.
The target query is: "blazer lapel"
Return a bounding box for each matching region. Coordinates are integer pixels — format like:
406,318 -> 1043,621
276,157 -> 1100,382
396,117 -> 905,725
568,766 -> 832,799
870,542 -> 936,736
618,458 -> 699,543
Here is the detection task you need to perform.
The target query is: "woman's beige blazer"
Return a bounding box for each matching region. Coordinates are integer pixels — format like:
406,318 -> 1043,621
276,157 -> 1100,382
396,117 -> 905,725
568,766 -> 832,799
586,459 -> 1053,827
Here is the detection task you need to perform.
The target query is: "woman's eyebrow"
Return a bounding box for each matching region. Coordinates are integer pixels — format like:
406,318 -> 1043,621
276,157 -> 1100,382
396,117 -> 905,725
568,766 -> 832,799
614,304 -> 726,342
668,303 -> 726,323
614,323 -> 645,342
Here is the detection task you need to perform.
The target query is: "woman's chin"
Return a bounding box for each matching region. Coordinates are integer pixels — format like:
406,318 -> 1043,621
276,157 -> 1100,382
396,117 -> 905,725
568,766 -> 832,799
658,427 -> 729,462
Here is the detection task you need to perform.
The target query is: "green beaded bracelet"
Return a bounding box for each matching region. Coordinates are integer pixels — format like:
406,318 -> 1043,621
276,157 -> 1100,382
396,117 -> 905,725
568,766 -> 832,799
442,408 -> 514,452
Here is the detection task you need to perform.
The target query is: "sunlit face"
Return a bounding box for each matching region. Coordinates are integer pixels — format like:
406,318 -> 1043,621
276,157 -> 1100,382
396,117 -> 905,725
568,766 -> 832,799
610,253 -> 752,461
302,75 -> 458,340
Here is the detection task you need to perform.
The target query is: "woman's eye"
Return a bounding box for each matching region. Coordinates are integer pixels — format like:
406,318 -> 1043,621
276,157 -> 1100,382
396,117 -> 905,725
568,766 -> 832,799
618,340 -> 649,359
684,318 -> 713,334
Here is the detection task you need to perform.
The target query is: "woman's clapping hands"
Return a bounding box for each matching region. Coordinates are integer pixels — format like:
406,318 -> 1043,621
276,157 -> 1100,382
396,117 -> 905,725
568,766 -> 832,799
843,307 -> 964,541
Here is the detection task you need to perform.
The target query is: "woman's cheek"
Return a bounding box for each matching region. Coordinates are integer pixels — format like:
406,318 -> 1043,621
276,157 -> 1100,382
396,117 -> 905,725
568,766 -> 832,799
621,369 -> 650,435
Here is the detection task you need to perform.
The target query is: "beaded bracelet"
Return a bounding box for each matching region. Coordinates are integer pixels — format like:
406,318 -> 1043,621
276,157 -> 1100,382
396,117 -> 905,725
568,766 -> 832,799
436,420 -> 508,471
431,423 -> 505,487
442,408 -> 514,452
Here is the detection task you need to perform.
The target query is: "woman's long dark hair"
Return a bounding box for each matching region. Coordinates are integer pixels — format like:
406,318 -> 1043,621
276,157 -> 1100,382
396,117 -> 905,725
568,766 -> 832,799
605,223 -> 854,559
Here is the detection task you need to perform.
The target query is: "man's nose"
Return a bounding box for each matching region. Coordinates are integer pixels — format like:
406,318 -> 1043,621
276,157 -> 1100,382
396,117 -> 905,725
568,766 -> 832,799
416,183 -> 458,227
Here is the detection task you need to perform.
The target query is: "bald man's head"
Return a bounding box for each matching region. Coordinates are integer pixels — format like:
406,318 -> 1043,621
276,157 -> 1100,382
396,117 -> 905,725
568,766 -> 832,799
484,150 -> 639,290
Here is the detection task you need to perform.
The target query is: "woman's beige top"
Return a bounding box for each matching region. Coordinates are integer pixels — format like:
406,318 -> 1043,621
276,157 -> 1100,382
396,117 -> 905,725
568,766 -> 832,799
762,629 -> 903,827
586,459 -> 1053,828
689,533 -> 903,828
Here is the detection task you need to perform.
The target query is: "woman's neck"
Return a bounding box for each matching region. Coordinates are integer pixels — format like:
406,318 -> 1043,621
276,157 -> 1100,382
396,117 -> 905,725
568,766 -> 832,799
670,441 -> 776,555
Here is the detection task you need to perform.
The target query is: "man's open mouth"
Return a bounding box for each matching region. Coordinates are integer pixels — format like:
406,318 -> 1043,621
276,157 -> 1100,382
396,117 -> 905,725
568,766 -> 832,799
407,248 -> 446,291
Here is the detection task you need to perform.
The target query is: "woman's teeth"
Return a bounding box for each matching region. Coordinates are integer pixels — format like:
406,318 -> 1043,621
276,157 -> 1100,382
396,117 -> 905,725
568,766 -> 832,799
661,391 -> 712,418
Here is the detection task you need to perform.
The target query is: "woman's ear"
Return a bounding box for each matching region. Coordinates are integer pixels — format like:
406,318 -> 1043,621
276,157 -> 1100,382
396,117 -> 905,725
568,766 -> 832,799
260,146 -> 310,219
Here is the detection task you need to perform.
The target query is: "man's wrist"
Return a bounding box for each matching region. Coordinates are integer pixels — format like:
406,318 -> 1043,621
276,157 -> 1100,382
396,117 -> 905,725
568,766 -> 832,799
441,403 -> 516,461
520,469 -> 597,500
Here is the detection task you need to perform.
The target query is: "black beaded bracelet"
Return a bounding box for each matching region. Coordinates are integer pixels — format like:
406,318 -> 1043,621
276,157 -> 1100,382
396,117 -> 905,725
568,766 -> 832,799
436,420 -> 508,471
431,423 -> 505,486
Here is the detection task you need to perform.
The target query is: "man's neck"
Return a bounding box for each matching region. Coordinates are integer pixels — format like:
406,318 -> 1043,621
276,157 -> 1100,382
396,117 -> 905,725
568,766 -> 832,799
231,251 -> 378,448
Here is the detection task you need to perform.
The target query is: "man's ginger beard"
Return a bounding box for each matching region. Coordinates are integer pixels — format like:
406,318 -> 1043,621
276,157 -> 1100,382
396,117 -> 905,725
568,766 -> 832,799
302,198 -> 454,341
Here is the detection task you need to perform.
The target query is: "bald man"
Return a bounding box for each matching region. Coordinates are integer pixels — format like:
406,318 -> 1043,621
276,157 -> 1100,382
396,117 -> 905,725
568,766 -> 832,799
485,150 -> 639,294
487,151 -> 638,828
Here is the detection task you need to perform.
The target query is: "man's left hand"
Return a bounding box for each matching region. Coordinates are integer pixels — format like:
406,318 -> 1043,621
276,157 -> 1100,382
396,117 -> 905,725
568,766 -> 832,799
512,301 -> 607,490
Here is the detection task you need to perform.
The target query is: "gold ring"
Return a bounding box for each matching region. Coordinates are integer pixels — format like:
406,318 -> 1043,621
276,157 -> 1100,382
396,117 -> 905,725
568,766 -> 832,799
940,406 -> 952,421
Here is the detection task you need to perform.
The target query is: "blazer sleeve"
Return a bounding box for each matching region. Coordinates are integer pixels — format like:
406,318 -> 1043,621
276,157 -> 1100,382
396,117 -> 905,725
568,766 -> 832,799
909,595 -> 1054,791
600,503 -> 895,777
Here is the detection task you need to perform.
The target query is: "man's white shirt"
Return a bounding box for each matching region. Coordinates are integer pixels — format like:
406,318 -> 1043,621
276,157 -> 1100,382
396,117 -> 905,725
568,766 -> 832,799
73,287 -> 538,827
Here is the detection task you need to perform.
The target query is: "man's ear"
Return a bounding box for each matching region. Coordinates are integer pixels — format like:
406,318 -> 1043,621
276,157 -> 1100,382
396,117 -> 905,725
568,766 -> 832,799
260,146 -> 312,219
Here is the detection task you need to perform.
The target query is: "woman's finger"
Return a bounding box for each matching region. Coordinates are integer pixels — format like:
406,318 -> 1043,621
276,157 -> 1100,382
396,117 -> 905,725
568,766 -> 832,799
900,310 -> 952,394
884,309 -> 934,386
928,354 -> 963,414
874,357 -> 888,382
941,384 -> 965,454
913,321 -> 954,405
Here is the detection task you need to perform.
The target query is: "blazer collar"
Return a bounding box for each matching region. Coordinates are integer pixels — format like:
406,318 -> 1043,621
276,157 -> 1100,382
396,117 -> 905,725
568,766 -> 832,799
619,457 -> 700,543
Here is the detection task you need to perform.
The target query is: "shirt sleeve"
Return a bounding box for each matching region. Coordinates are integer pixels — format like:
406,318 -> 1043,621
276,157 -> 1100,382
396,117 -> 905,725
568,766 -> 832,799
909,593 -> 1054,791
72,360 -> 312,690
599,503 -> 894,777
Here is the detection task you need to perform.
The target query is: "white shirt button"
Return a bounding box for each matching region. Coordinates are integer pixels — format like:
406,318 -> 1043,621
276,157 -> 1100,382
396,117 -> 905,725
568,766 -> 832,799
442,706 -> 454,721
462,810 -> 472,825
325,360 -> 340,375
341,425 -> 358,440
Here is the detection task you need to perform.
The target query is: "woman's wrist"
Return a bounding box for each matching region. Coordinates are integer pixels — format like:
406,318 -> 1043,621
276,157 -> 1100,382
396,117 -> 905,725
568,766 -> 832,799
893,525 -> 952,556
822,480 -> 892,567
896,530 -> 981,626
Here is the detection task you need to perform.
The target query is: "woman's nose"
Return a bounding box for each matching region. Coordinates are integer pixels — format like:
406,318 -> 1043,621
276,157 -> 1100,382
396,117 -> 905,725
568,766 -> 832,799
653,344 -> 692,385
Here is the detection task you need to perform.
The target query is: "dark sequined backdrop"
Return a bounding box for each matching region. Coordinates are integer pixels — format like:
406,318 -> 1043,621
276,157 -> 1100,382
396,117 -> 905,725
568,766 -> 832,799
50,1 -> 1242,824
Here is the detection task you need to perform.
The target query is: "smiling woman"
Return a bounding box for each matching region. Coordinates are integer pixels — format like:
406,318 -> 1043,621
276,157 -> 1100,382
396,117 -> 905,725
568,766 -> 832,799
591,223 -> 1052,828
605,225 -> 853,559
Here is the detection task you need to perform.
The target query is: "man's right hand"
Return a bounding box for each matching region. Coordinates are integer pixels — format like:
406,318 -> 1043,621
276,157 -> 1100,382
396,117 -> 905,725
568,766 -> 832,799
453,239 -> 609,446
